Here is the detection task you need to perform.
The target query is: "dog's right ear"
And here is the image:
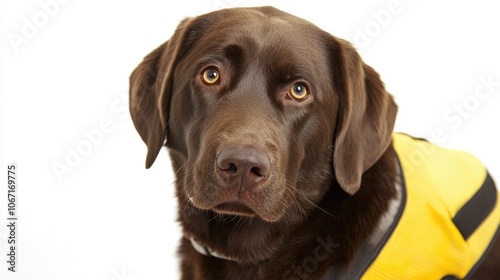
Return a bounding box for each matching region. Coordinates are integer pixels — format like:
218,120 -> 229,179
129,18 -> 194,168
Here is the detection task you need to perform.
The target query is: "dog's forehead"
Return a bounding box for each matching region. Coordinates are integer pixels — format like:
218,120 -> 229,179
190,7 -> 329,74
193,8 -> 319,50
228,9 -> 314,39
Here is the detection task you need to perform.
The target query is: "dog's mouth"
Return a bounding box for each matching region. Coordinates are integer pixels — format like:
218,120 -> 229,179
212,201 -> 257,217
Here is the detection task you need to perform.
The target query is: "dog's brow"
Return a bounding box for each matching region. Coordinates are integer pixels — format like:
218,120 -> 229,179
195,55 -> 227,70
223,44 -> 244,58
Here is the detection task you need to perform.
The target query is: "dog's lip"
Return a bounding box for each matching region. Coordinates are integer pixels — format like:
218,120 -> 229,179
212,201 -> 256,217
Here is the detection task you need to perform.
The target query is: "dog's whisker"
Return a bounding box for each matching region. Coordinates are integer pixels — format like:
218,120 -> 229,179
284,182 -> 337,220
207,216 -> 215,223
283,184 -> 308,220
300,194 -> 338,220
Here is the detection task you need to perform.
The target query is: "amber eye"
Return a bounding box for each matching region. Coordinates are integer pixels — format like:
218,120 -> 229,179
201,68 -> 220,85
289,82 -> 309,101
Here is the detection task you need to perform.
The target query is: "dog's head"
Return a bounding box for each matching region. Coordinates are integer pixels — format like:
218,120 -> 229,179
130,6 -> 397,223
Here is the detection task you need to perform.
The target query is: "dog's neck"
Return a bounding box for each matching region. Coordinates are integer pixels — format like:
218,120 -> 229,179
179,204 -> 299,263
184,231 -> 238,261
178,146 -> 399,275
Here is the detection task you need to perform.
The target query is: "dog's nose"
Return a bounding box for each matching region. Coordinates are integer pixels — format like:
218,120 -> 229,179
216,145 -> 271,189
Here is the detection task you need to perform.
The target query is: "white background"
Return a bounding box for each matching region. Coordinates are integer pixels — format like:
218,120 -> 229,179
1,0 -> 499,279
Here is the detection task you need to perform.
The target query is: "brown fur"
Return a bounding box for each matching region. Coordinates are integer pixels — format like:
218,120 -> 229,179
129,6 -> 498,279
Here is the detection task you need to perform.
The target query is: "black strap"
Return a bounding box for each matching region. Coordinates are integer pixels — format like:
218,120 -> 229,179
452,173 -> 497,240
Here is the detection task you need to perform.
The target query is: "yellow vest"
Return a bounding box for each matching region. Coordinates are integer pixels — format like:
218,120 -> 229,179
361,133 -> 500,279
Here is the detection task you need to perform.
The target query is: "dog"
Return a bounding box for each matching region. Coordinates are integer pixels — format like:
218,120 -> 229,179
129,6 -> 500,279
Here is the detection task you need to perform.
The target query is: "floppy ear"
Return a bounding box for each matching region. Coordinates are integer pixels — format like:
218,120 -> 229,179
331,39 -> 398,195
129,18 -> 194,168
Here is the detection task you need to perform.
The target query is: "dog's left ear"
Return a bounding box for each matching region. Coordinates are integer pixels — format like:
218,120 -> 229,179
329,38 -> 398,195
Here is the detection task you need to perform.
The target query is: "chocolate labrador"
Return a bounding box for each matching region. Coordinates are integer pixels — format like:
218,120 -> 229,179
129,6 -> 500,279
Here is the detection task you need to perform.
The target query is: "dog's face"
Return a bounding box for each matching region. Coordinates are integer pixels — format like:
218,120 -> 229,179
130,7 -> 397,223
167,8 -> 339,223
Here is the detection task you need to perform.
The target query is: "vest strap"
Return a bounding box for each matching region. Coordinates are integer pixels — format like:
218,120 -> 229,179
453,173 -> 497,240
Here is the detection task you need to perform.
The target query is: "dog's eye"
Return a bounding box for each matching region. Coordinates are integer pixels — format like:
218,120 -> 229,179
201,68 -> 220,85
289,82 -> 309,101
